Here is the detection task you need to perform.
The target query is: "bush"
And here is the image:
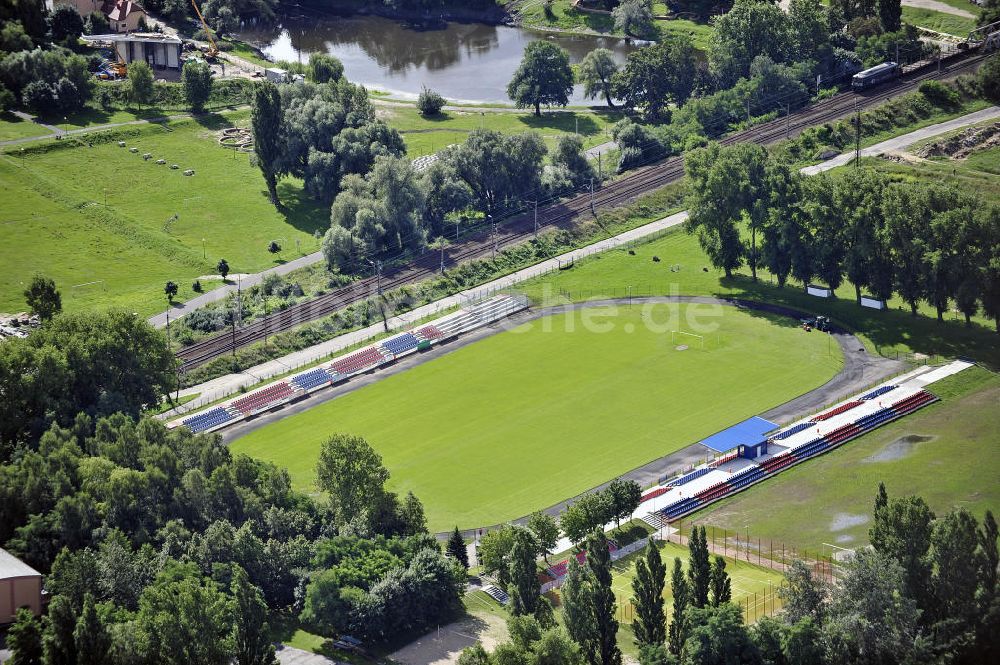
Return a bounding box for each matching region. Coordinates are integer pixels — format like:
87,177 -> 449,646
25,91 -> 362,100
21,80 -> 55,113
417,86 -> 445,116
184,309 -> 226,333
980,55 -> 1000,104
308,53 -> 344,84
919,80 -> 959,108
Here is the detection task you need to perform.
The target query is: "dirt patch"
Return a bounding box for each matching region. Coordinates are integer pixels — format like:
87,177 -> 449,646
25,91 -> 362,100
830,513 -> 869,532
389,611 -> 506,665
863,434 -> 935,463
915,122 -> 1000,160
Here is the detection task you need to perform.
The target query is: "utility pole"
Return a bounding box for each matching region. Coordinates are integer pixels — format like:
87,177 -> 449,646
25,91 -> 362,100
490,214 -> 497,260
526,200 -> 538,238
854,101 -> 861,168
367,259 -> 382,296
785,103 -> 790,139
597,151 -> 602,181
589,178 -> 595,215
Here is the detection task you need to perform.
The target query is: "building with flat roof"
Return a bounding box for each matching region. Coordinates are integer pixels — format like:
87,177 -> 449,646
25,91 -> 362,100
82,32 -> 184,70
0,548 -> 43,624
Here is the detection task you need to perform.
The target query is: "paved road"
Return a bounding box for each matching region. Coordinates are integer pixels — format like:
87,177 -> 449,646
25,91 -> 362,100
275,645 -> 343,665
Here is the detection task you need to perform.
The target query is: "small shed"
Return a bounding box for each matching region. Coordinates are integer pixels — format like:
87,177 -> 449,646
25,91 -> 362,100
0,548 -> 43,624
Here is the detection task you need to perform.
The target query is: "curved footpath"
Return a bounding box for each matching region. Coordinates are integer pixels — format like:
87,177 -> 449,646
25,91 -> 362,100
221,296 -> 905,537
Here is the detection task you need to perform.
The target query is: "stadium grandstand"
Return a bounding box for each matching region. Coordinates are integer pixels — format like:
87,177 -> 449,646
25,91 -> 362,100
172,295 -> 527,434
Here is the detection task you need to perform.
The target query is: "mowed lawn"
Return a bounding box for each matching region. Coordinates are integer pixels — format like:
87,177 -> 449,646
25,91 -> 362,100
231,304 -> 843,532
0,111 -> 327,316
689,366 -> 1000,552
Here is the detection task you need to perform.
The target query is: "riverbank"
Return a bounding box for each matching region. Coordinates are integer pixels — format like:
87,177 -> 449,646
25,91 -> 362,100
299,0 -> 511,25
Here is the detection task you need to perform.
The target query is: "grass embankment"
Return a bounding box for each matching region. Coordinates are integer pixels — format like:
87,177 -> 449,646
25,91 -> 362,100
380,105 -> 620,157
0,112 -> 55,141
902,6 -> 977,38
0,110 -> 325,316
687,366 -> 1000,552
514,0 -> 714,51
230,303 -> 843,531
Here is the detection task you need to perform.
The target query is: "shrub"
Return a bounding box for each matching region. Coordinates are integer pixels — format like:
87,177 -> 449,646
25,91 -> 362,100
919,80 -> 959,108
184,309 -> 226,333
980,55 -> 1000,104
417,86 -> 446,116
192,280 -> 202,293
21,80 -> 55,114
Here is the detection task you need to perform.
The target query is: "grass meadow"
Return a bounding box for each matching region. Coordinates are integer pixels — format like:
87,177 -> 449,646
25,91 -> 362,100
687,366 -> 1000,552
379,105 -> 620,157
0,111 -> 326,316
230,303 -> 843,532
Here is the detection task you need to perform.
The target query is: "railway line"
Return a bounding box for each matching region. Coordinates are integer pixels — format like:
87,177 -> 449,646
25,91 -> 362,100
175,49 -> 992,370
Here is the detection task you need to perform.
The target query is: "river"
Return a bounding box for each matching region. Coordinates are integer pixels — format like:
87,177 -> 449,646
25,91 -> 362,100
239,12 -> 636,104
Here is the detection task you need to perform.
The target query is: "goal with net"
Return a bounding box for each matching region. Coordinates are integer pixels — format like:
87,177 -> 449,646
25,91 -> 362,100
671,330 -> 705,349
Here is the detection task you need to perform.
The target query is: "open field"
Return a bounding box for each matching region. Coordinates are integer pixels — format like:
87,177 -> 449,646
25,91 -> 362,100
230,303 -> 843,532
0,111 -> 326,316
379,106 -> 620,157
687,366 -> 1000,552
514,0 -> 715,51
516,221 -> 1000,368
901,6 -> 977,37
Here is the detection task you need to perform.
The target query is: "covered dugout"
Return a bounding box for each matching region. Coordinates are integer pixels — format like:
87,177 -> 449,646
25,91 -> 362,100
0,548 -> 43,624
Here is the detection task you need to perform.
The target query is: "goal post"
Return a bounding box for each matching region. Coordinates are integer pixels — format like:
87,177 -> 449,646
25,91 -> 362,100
671,330 -> 705,349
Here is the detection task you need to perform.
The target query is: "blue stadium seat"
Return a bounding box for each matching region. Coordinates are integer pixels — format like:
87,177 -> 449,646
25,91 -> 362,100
771,421 -> 815,440
380,332 -> 420,356
673,467 -> 711,486
291,368 -> 333,392
860,385 -> 897,401
182,407 -> 235,433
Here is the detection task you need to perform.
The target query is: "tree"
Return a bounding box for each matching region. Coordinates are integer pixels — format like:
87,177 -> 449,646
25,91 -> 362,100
667,558 -> 689,656
869,491 -> 935,614
612,0 -> 654,38
783,617 -> 822,665
587,530 -> 622,665
709,0 -> 792,86
251,80 -> 283,206
479,525 -> 520,586
445,129 -> 547,215
579,48 -> 619,108
562,556 -> 597,664
128,61 -> 154,109
231,565 -> 276,665
135,565 -> 234,665
979,510 -> 999,602
164,281 -> 178,302
23,274 -> 61,321
606,479 -> 642,530
315,433 -> 390,524
217,258 -> 230,280
683,144 -> 744,278
507,40 -> 574,116
9,607 -> 43,665
687,526 -> 711,609
779,559 -> 826,625
561,492 -> 611,545
182,60 -> 213,112
308,53 -> 343,83
611,37 -> 698,120
267,240 -> 281,256
74,594 -> 110,665
680,604 -> 757,665
632,538 -> 666,649
49,6 -> 83,44
509,530 -> 541,617
527,511 -> 560,563
447,527 -> 469,568
878,0 -> 902,32
42,594 -> 76,665
418,86 -> 446,116
551,134 -> 596,189
709,556 -> 731,607
931,508 -> 981,626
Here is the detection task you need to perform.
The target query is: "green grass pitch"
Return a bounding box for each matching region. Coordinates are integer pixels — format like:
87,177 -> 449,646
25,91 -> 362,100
230,303 -> 843,532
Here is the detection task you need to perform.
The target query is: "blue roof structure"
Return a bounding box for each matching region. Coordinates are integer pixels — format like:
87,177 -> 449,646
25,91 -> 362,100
699,416 -> 778,453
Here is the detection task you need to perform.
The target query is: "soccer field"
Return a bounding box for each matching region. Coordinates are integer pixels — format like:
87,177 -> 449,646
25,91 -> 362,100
230,303 -> 843,532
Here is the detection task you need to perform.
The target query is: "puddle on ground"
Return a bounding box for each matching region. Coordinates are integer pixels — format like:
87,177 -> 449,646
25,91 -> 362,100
830,513 -> 869,532
835,534 -> 855,544
863,434 -> 935,463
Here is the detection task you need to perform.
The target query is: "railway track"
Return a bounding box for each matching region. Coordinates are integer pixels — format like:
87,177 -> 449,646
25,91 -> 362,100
175,50 -> 991,370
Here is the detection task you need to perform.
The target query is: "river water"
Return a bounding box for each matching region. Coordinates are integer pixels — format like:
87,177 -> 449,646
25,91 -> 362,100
239,13 -> 635,104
